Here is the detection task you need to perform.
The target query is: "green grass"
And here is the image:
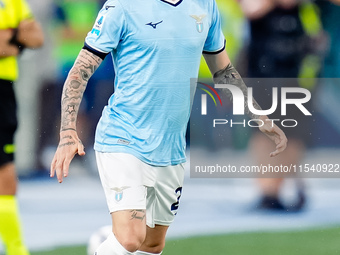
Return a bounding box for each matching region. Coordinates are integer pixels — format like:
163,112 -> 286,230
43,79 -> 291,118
164,227 -> 340,255
31,245 -> 87,255
29,227 -> 340,255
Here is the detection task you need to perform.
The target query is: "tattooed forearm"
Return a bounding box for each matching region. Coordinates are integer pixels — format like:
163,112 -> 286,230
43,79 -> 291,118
213,63 -> 262,119
70,80 -> 82,89
60,49 -> 102,131
80,69 -> 90,81
65,105 -> 76,114
130,210 -> 146,221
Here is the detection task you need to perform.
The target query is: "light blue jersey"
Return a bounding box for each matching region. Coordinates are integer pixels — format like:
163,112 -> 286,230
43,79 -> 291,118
85,0 -> 225,166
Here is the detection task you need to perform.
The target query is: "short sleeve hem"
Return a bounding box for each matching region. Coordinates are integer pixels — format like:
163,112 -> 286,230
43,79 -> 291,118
203,40 -> 226,55
83,42 -> 109,59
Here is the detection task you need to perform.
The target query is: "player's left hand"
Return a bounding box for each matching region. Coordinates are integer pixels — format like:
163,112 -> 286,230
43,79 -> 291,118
50,130 -> 85,183
258,116 -> 287,157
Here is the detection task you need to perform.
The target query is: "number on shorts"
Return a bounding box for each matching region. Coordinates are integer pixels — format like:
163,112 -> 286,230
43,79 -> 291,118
171,187 -> 183,215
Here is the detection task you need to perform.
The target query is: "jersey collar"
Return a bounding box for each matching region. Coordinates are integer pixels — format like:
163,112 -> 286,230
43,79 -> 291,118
159,0 -> 183,7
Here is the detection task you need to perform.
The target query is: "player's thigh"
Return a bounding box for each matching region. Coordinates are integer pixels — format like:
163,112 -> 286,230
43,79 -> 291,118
96,152 -> 148,245
145,163 -> 185,228
111,209 -> 147,248
139,225 -> 168,253
95,152 -> 147,212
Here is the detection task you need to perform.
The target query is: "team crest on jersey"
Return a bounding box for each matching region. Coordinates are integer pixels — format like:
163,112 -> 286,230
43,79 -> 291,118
0,1 -> 5,8
190,14 -> 207,33
112,186 -> 130,202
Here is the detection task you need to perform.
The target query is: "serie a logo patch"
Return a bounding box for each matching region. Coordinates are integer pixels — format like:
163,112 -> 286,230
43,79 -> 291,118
91,13 -> 106,36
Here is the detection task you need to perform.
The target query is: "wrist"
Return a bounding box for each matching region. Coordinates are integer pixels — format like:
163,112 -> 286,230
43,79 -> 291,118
60,127 -> 77,133
258,115 -> 269,124
9,28 -> 25,53
59,128 -> 77,139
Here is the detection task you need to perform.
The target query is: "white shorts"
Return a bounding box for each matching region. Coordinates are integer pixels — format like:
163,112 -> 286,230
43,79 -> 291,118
95,152 -> 185,228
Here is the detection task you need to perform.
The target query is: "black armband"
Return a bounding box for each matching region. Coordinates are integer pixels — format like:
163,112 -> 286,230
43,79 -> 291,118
83,43 -> 108,60
9,29 -> 26,54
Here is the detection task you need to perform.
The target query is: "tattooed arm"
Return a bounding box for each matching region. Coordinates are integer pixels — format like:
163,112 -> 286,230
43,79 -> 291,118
203,50 -> 287,157
213,63 -> 263,120
50,49 -> 103,183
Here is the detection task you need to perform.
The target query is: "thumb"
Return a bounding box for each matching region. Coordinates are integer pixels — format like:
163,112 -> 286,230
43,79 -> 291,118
77,140 -> 86,156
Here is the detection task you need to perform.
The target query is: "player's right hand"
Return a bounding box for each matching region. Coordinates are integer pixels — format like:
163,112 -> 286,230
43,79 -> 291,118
258,116 -> 287,157
50,130 -> 85,183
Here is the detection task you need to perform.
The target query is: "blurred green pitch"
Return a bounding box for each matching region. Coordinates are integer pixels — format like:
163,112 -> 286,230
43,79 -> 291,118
27,226 -> 340,255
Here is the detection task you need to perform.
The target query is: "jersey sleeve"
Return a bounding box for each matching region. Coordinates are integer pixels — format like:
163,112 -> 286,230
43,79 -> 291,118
85,0 -> 126,54
203,0 -> 226,54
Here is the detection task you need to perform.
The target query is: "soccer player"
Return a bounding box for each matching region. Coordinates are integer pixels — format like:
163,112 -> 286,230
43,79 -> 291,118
50,0 -> 287,254
0,0 -> 44,254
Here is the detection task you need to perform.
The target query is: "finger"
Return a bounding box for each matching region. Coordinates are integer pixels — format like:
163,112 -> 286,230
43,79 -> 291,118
276,131 -> 288,148
78,140 -> 86,156
270,138 -> 287,157
55,160 -> 64,183
271,128 -> 287,146
50,156 -> 57,177
270,146 -> 282,157
268,135 -> 285,158
270,150 -> 279,157
276,137 -> 287,150
62,157 -> 72,178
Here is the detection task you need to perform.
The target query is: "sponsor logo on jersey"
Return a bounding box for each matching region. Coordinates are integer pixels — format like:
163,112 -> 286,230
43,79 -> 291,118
112,186 -> 130,202
146,20 -> 163,29
190,14 -> 206,33
105,5 -> 115,10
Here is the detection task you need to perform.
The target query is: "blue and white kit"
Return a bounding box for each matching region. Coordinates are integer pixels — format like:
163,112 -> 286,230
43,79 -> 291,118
85,0 -> 225,166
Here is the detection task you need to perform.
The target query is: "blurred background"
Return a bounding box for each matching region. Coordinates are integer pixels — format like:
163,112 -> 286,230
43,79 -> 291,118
3,0 -> 340,254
